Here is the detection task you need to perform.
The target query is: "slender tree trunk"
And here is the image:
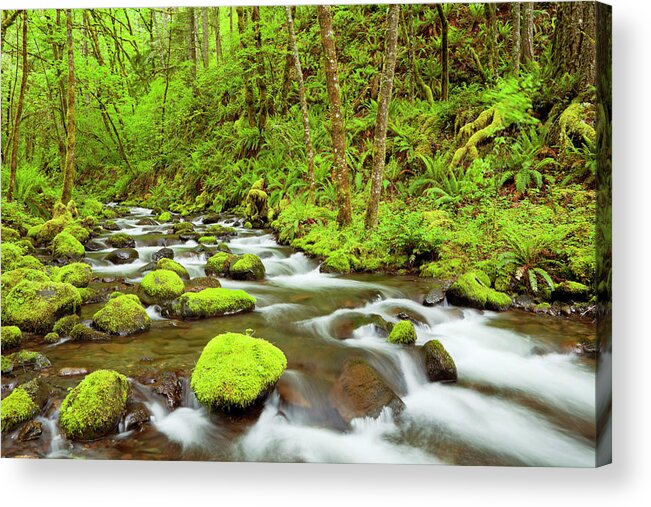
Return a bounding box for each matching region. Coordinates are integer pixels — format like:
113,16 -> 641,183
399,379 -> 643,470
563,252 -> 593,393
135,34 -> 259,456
285,6 -> 315,196
160,9 -> 173,155
251,6 -> 268,132
405,6 -> 416,102
2,9 -> 21,38
365,5 -> 400,229
485,3 -> 498,79
213,7 -> 222,63
201,7 -> 210,68
511,3 -> 521,74
521,2 -> 534,64
317,5 -> 352,227
436,4 -> 449,101
7,11 -> 28,203
236,7 -> 256,128
187,7 -> 197,79
61,9 -> 76,205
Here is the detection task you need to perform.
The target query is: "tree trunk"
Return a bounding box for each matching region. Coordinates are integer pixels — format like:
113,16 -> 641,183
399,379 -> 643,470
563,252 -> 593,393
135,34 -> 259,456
201,8 -> 210,68
551,1 -> 596,94
485,3 -> 497,79
317,5 -> 352,227
187,7 -> 197,79
1,9 -> 21,38
236,7 -> 256,128
252,6 -> 267,132
285,6 -> 315,196
365,4 -> 400,229
7,11 -> 28,203
521,2 -> 534,64
61,9 -> 76,205
511,3 -> 521,74
213,7 -> 222,63
436,4 -> 449,101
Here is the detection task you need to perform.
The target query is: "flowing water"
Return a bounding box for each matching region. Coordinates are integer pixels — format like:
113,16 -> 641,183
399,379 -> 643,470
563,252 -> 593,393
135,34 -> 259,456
1,207 -> 597,466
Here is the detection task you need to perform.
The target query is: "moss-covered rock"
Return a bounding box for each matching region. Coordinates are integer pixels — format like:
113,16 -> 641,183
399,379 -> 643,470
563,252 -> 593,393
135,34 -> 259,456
2,225 -> 21,242
107,233 -> 135,248
171,222 -> 194,234
63,223 -> 91,243
198,236 -> 217,245
387,320 -> 417,345
205,224 -> 237,237
33,214 -> 72,245
103,220 -> 120,231
1,325 -> 23,349
1,243 -> 26,271
243,183 -> 269,227
1,387 -> 39,432
51,262 -> 92,288
166,288 -> 256,319
70,323 -> 111,342
191,333 -> 287,411
1,355 -> 13,374
229,253 -> 265,281
139,269 -> 185,304
185,276 -> 222,293
216,242 -> 232,253
59,370 -> 130,440
446,271 -> 512,311
205,252 -> 237,276
53,314 -> 81,336
9,350 -> 52,370
552,281 -> 591,302
44,332 -> 60,344
152,247 -> 174,263
2,280 -> 81,333
158,211 -> 172,222
156,258 -> 189,279
92,294 -> 151,335
421,340 -> 457,382
1,269 -> 51,299
51,231 -> 85,261
320,251 -> 351,274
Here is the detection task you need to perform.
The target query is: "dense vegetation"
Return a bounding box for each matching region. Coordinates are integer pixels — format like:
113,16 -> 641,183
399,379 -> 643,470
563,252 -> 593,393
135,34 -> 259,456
2,3 -> 605,299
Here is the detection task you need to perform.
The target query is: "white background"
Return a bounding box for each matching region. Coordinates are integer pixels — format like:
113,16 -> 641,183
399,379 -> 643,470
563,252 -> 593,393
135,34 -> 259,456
1,0 -> 649,505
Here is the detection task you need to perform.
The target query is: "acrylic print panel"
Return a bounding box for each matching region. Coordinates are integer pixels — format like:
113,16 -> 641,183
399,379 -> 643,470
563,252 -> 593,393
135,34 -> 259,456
0,1 -> 611,466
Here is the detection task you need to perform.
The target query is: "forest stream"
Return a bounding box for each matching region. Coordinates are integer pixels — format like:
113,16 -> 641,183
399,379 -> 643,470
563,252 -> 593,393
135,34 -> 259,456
1,206 -> 597,466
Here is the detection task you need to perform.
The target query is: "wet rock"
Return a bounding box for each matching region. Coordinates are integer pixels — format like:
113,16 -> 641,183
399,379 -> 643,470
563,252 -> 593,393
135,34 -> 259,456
70,324 -> 111,342
84,239 -> 105,252
136,218 -> 157,226
107,233 -> 135,248
171,222 -> 195,234
423,286 -> 445,306
552,281 -> 591,303
152,247 -> 174,263
277,376 -> 312,409
124,402 -> 150,431
396,311 -> 425,326
103,220 -> 120,231
421,340 -> 457,383
105,248 -> 139,265
18,420 -> 43,441
228,253 -> 265,281
92,294 -> 151,335
185,276 -> 222,293
8,350 -> 52,370
179,232 -> 201,241
59,366 -> 89,377
329,359 -> 405,423
165,288 -> 256,319
202,213 -> 221,224
152,371 -> 184,410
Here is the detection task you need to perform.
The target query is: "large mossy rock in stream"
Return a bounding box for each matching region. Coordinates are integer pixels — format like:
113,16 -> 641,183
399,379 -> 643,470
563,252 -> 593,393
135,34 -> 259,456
229,253 -> 265,281
191,333 -> 287,411
107,232 -> 135,248
2,280 -> 82,333
92,294 -> 151,335
156,258 -> 189,279
329,360 -> 405,423
51,262 -> 93,288
62,223 -> 91,244
157,211 -> 172,223
139,269 -> 185,305
205,252 -> 237,276
1,325 -> 23,349
51,231 -> 85,262
205,224 -> 237,237
1,386 -> 39,433
105,248 -> 139,265
1,268 -> 51,300
53,314 -> 81,336
102,220 -> 120,231
446,271 -> 512,311
387,320 -> 417,345
552,281 -> 591,302
421,340 -> 457,383
171,222 -> 195,234
59,370 -> 130,440
70,323 -> 111,342
166,288 -> 256,319
8,350 -> 52,370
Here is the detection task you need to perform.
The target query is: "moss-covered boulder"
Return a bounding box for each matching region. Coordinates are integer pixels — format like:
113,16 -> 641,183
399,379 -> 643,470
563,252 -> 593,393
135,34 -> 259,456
171,222 -> 194,234
1,386 -> 39,433
205,224 -> 237,237
70,323 -> 111,342
2,225 -> 21,242
33,214 -> 71,245
63,223 -> 91,243
152,247 -> 174,263
229,253 -> 265,281
446,271 -> 512,311
320,251 -> 351,274
421,340 -> 457,383
103,220 -> 120,231
1,355 -> 13,374
158,211 -> 172,222
51,231 -> 85,261
191,333 -> 287,411
387,320 -> 417,345
166,288 -> 256,319
59,370 -> 130,440
105,248 -> 139,265
51,262 -> 92,288
243,180 -> 269,226
9,350 -> 52,370
156,258 -> 189,279
107,233 -> 135,248
92,294 -> 151,335
44,332 -> 60,344
1,325 -> 22,349
205,252 -> 237,276
139,269 -> 185,305
198,235 -> 217,245
185,276 -> 222,293
2,280 -> 81,333
552,281 -> 591,302
329,360 -> 405,423
53,314 -> 81,336
1,243 -> 24,271
1,269 -> 51,300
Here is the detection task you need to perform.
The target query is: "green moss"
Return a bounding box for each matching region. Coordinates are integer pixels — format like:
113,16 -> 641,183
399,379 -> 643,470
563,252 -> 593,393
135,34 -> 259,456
44,332 -> 60,344
156,258 -> 189,279
9,350 -> 51,370
34,214 -> 72,244
205,224 -> 237,237
77,287 -> 98,304
229,253 -> 265,281
158,211 -> 172,222
92,294 -> 151,335
101,208 -> 118,219
52,232 -> 85,261
552,280 -> 591,302
168,288 -> 256,319
1,387 -> 39,432
1,243 -> 24,271
81,215 -> 98,228
107,233 -> 135,248
2,269 -> 51,299
446,271 -> 512,311
62,223 -> 90,243
1,355 -> 13,374
1,326 -> 22,349
17,255 -> 45,271
51,262 -> 93,288
2,280 -> 81,333
59,370 -> 130,440
387,320 -> 417,345
198,236 -> 217,244
191,332 -> 287,411
243,187 -> 269,226
205,252 -> 237,276
244,221 -> 253,229
171,222 -> 194,234
2,226 -> 20,242
422,339 -> 457,382
321,251 -> 351,274
53,314 -> 81,336
139,269 -> 185,304
216,242 -> 232,253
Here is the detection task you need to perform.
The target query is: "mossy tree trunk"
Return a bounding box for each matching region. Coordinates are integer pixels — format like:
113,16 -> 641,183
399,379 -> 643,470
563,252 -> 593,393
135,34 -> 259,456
485,2 -> 497,79
521,2 -> 534,64
511,3 -> 521,74
236,7 -> 256,128
365,4 -> 400,229
201,7 -> 210,68
7,11 -> 28,203
252,6 -> 268,132
285,6 -> 315,196
187,7 -> 197,80
213,7 -> 222,63
435,4 -> 449,101
317,5 -> 352,227
61,9 -> 76,205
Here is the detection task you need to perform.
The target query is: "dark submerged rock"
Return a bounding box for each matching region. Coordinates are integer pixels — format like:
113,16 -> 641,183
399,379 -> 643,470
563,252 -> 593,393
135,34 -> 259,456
105,248 -> 139,265
152,247 -> 175,263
